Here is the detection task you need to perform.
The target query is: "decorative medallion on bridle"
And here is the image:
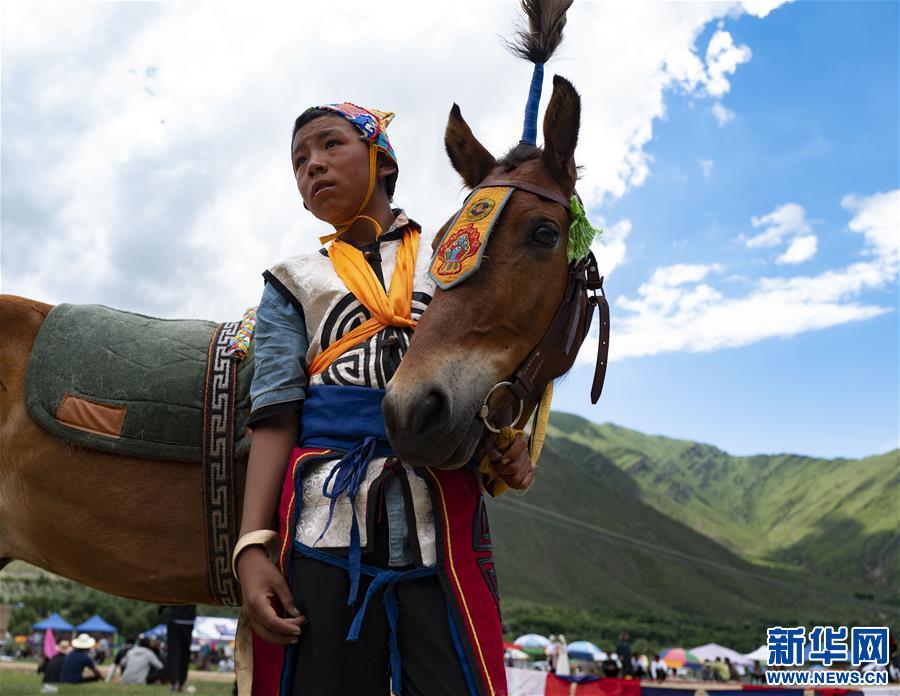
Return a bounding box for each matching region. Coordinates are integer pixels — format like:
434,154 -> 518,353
429,185 -> 514,290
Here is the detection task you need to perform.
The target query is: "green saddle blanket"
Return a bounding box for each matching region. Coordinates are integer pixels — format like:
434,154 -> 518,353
24,303 -> 254,463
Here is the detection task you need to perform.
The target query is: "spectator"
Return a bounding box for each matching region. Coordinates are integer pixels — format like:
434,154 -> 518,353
105,636 -> 136,683
617,633 -> 632,676
58,634 -> 103,684
714,656 -> 729,682
546,635 -> 558,672
749,660 -> 764,684
651,654 -> 668,681
602,652 -> 620,678
631,653 -> 647,678
41,639 -> 71,684
121,637 -> 164,685
95,636 -> 109,664
161,604 -> 196,692
147,638 -> 168,685
726,656 -> 740,681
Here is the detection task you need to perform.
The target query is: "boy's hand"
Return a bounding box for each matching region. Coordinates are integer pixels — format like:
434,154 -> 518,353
487,432 -> 535,490
237,547 -> 306,645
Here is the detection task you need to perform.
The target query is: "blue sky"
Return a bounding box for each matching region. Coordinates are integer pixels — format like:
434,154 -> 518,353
563,1 -> 899,458
3,2 -> 897,460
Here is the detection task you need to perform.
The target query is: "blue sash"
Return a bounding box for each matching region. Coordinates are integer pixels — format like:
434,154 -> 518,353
296,384 -> 437,696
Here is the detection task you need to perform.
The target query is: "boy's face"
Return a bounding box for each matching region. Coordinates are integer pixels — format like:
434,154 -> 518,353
291,115 -> 394,223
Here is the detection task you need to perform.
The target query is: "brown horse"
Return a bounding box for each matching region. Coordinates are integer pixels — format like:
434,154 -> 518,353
382,86 -> 584,469
0,294 -> 227,605
0,1 -> 589,608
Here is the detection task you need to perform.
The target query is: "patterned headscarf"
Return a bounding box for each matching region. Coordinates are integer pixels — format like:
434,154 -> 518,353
318,102 -> 398,168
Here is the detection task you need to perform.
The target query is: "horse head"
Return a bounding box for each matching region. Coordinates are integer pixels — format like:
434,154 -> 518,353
383,74 -> 586,469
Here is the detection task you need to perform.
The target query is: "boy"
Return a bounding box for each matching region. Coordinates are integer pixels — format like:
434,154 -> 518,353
234,103 -> 533,696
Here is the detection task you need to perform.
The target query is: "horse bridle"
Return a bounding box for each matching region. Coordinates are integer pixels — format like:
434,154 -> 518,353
460,176 -> 611,433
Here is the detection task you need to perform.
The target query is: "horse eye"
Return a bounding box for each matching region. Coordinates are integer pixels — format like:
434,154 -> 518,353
531,225 -> 559,247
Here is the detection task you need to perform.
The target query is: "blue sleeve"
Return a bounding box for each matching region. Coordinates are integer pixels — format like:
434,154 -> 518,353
248,281 -> 309,427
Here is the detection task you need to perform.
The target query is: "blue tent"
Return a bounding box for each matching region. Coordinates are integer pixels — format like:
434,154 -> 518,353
141,624 -> 167,639
32,613 -> 74,631
75,614 -> 118,634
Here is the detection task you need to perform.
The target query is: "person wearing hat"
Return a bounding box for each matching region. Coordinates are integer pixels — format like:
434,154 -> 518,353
58,633 -> 103,684
233,102 -> 532,695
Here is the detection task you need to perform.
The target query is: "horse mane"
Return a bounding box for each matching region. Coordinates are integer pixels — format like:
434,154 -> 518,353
497,142 -> 584,183
504,0 -> 574,64
497,142 -> 542,171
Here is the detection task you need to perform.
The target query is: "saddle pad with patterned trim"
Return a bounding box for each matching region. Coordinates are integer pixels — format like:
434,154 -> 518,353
24,303 -> 254,464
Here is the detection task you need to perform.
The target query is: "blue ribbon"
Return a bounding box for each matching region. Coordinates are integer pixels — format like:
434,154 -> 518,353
313,435 -> 379,605
521,62 -> 544,145
295,541 -> 437,696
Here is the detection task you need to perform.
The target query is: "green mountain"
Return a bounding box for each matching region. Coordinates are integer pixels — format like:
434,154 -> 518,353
488,412 -> 900,649
546,413 -> 899,587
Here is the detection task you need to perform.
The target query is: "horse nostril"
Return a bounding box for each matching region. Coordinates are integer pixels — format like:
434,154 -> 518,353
411,388 -> 451,438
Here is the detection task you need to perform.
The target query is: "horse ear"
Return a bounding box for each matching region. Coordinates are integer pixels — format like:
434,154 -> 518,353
541,75 -> 581,193
444,103 -> 497,188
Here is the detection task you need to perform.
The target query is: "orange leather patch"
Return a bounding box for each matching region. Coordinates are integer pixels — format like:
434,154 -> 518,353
55,392 -> 126,438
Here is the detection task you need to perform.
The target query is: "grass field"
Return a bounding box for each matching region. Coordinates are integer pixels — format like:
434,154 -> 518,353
0,667 -> 236,696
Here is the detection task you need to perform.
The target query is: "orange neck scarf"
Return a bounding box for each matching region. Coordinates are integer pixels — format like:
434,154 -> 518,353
309,224 -> 420,377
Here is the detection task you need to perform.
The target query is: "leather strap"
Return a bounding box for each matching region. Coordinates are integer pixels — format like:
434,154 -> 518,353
495,251 -> 609,421
477,177 -> 572,210
585,255 -> 609,404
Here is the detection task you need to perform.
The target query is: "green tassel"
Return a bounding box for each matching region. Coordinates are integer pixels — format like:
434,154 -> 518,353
567,194 -> 603,262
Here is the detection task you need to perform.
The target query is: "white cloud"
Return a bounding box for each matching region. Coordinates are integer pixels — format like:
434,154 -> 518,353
578,189 -> 899,363
741,0 -> 795,19
591,218 -> 632,279
711,101 -> 735,125
2,2 -> 777,320
704,30 -> 752,98
699,159 -> 714,177
842,190 -> 900,270
776,234 -> 817,265
745,203 -> 812,248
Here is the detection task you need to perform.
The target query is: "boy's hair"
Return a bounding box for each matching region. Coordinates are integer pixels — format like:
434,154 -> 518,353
292,107 -> 397,200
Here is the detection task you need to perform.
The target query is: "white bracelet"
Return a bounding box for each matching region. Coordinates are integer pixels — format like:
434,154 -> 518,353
232,530 -> 280,582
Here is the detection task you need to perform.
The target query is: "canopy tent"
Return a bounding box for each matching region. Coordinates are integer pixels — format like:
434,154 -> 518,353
142,616 -> 237,643
75,614 -> 118,634
141,624 -> 167,639
32,613 -> 73,631
193,617 -> 237,642
691,642 -> 753,666
744,644 -> 769,663
567,641 -> 607,662
514,634 -> 551,657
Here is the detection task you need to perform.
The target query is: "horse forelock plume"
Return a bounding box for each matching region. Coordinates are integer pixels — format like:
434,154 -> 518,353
504,0 -> 574,65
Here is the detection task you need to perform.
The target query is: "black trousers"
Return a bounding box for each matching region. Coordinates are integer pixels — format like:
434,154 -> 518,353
290,504 -> 470,696
167,622 -> 193,685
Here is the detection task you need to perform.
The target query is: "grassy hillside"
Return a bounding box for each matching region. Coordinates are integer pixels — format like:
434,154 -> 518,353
487,415 -> 899,648
542,412 -> 900,589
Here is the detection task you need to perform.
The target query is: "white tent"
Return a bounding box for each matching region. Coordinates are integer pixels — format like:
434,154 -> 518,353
743,645 -> 769,664
691,643 -> 754,666
514,634 -> 550,650
192,617 -> 237,643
